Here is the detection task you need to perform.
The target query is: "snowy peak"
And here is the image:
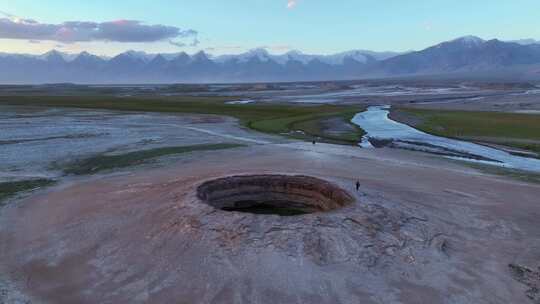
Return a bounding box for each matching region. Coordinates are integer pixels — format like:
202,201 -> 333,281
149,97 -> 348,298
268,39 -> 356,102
215,48 -> 272,63
151,54 -> 167,63
172,52 -> 190,61
5,48 -> 402,68
120,50 -> 155,62
78,51 -> 92,57
192,51 -> 211,62
449,36 -> 485,46
509,39 -> 540,46
72,51 -> 104,64
283,50 -> 310,63
430,36 -> 486,50
243,48 -> 271,59
41,50 -> 94,62
75,51 -> 101,60
213,48 -> 400,66
324,51 -> 369,65
282,50 -> 369,65
40,50 -> 68,62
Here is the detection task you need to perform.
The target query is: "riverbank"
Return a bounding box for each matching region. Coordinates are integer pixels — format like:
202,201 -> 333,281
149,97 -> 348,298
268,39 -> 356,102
352,106 -> 540,174
390,107 -> 540,158
0,95 -> 365,145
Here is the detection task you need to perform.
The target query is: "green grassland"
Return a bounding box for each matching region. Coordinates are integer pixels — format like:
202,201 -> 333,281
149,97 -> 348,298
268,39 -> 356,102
286,111 -> 364,145
462,163 -> 540,184
60,143 -> 244,175
393,108 -> 540,156
0,179 -> 56,204
0,95 -> 365,145
0,145 -> 244,204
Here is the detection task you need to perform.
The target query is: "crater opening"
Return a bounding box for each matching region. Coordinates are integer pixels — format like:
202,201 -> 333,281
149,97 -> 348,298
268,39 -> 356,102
197,175 -> 354,216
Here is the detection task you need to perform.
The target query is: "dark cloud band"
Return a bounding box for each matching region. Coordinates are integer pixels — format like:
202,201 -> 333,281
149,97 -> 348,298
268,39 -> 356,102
0,15 -> 197,43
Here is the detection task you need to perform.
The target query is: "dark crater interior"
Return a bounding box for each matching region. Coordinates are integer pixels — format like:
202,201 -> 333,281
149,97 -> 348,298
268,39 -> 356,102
197,175 -> 354,216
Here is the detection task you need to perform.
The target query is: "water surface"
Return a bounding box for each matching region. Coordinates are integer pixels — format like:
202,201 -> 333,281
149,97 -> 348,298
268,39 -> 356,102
352,106 -> 540,173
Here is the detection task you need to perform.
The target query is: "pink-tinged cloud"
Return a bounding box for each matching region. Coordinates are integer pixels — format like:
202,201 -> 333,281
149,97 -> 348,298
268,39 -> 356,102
0,12 -> 197,43
287,0 -> 298,9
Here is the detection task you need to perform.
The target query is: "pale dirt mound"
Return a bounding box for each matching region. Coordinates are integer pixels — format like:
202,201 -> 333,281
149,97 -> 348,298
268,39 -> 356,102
1,143 -> 539,303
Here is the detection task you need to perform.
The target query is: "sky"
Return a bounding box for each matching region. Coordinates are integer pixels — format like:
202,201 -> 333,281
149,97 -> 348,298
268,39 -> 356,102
1,0 -> 540,56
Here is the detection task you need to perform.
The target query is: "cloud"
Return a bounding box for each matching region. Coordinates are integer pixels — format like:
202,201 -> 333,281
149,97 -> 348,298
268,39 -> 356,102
204,45 -> 243,52
169,40 -> 187,48
169,37 -> 200,48
0,13 -> 197,43
287,0 -> 298,9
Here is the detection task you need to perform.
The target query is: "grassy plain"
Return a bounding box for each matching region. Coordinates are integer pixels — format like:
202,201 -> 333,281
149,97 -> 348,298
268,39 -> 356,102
0,179 -> 56,204
393,108 -> 540,156
60,143 -> 244,175
0,95 -> 365,145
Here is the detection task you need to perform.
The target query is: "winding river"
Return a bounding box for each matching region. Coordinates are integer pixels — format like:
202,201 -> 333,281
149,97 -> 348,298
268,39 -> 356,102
352,106 -> 540,173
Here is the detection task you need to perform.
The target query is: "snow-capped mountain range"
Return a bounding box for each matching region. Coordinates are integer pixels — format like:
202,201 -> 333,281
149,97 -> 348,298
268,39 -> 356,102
212,48 -> 402,65
1,36 -> 540,83
0,48 -> 402,65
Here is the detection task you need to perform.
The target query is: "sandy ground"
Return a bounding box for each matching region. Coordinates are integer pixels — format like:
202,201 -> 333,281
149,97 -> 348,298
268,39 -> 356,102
1,139 -> 539,303
0,106 -> 284,182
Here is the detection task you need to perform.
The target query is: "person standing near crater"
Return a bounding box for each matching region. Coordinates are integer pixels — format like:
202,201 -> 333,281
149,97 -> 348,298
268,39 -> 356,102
356,180 -> 360,191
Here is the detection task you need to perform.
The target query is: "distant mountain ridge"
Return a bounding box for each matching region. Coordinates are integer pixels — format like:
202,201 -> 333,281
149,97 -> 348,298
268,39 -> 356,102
0,48 -> 402,65
1,36 -> 540,83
